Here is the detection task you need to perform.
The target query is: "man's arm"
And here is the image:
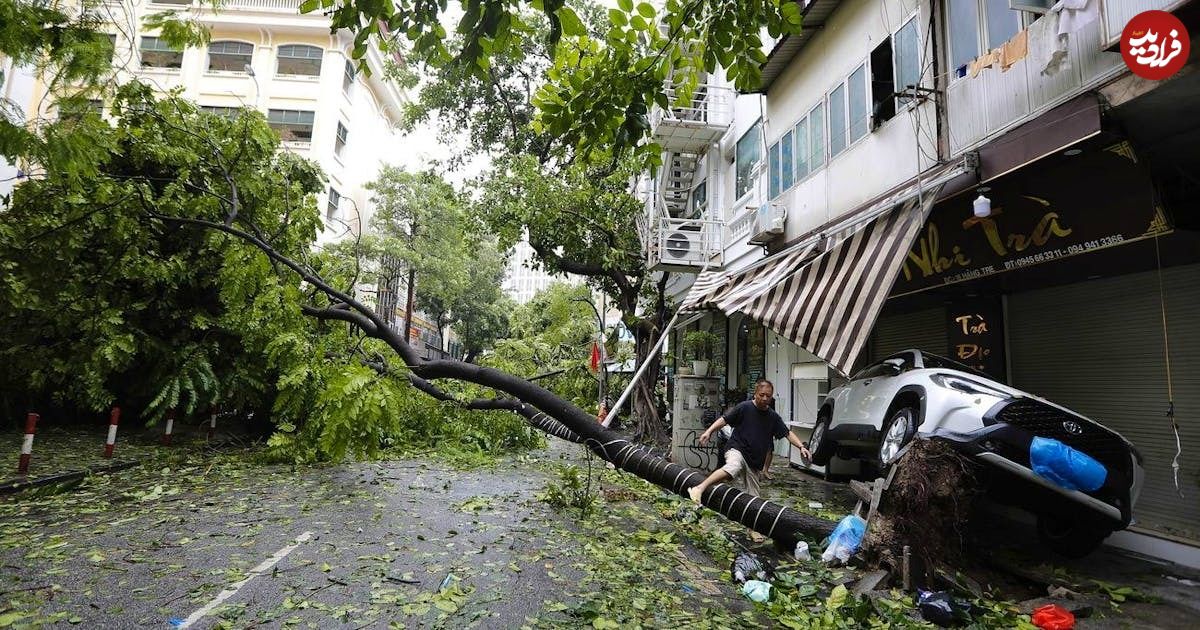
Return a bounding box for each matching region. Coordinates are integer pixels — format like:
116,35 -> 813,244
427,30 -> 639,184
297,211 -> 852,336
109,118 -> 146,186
785,430 -> 811,461
698,417 -> 727,446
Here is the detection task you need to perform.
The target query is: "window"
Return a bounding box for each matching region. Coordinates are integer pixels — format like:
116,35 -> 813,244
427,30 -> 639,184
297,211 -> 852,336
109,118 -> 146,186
208,41 -> 252,72
848,64 -> 869,143
335,122 -> 348,157
326,187 -> 341,220
828,65 -> 868,158
267,109 -> 315,142
691,180 -> 707,218
948,0 -> 1021,75
103,34 -> 117,64
139,36 -> 183,70
808,103 -> 825,172
780,129 -> 795,192
894,18 -> 921,106
200,105 -> 242,119
343,60 -> 356,94
828,84 -> 847,157
276,44 -> 323,76
735,121 -> 762,201
793,118 -> 809,181
768,140 -> 781,199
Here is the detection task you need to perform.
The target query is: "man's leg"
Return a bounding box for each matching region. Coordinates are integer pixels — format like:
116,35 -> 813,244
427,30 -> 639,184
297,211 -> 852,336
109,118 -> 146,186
743,467 -> 766,542
688,449 -> 745,504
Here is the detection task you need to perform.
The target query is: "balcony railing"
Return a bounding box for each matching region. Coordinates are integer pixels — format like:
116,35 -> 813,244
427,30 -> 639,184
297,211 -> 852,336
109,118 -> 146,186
650,82 -> 733,153
648,216 -> 723,272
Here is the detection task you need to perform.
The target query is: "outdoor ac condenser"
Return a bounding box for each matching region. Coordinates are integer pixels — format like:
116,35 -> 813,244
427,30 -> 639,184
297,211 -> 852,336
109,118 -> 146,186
748,202 -> 786,246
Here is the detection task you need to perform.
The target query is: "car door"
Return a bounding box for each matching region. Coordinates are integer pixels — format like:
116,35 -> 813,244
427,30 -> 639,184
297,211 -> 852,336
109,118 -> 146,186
842,354 -> 910,430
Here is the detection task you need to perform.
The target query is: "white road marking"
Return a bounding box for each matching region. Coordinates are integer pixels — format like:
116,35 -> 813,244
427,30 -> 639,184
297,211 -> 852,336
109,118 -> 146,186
176,531 -> 313,628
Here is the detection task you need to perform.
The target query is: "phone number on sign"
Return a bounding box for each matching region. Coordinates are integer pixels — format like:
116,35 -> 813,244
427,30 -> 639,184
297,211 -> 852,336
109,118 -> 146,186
1066,234 -> 1125,255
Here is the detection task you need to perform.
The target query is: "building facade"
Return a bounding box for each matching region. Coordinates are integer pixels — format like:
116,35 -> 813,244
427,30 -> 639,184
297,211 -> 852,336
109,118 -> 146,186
648,0 -> 1200,560
1,57 -> 37,203
20,0 -> 408,242
502,237 -> 573,304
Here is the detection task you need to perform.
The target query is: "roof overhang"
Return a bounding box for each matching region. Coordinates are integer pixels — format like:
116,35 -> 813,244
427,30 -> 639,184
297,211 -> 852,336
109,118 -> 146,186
749,0 -> 844,95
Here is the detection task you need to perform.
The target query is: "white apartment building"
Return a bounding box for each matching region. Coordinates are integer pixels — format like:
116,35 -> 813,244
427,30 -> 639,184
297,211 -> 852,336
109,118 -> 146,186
1,58 -> 37,203
20,0 -> 408,242
648,0 -> 1200,561
502,237 -> 573,304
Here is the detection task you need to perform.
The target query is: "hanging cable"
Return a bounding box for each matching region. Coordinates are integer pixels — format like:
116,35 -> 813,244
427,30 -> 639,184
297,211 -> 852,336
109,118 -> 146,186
1153,230 -> 1184,497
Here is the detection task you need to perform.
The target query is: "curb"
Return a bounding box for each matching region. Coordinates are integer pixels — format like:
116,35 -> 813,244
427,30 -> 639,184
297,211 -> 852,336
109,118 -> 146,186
0,460 -> 141,495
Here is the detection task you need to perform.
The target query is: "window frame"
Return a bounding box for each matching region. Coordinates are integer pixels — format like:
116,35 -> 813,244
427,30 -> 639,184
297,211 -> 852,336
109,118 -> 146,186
947,0 -> 1022,79
139,35 -> 184,70
691,180 -> 707,219
200,105 -> 242,119
207,40 -> 253,73
827,82 -> 848,158
335,121 -> 349,157
893,15 -> 922,110
326,187 -> 341,220
342,59 -> 357,94
276,44 -> 324,77
734,120 -> 763,203
266,109 -> 316,143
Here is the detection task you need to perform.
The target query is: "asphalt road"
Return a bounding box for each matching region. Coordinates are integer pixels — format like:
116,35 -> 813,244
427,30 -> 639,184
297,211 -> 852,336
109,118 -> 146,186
0,443 -> 749,629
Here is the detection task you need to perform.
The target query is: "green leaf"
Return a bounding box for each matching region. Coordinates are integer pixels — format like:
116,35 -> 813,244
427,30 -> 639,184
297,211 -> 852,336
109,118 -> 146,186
826,584 -> 848,609
557,7 -> 586,38
617,0 -> 633,11
636,3 -> 655,19
608,9 -> 627,27
299,0 -> 319,13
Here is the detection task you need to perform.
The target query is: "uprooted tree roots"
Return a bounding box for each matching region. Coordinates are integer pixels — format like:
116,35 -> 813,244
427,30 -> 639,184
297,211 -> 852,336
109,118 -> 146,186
861,439 -> 981,583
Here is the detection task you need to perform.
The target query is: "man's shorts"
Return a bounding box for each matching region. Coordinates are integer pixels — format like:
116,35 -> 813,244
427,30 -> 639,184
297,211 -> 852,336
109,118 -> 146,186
721,448 -> 761,496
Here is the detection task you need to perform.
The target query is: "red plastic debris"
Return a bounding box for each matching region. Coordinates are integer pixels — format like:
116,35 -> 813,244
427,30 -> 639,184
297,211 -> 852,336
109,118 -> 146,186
1032,604 -> 1075,630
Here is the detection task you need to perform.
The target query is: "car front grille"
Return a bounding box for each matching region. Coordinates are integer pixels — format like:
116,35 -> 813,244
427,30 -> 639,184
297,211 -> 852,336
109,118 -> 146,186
994,398 -> 1132,481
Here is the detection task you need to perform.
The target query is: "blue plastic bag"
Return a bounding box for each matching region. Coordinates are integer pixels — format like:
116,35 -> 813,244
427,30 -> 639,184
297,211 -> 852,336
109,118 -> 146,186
741,580 -> 772,602
1029,436 -> 1107,492
821,514 -> 867,564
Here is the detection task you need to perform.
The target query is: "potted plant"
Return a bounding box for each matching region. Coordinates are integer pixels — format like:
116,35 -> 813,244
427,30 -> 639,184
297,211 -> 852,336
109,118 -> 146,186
682,331 -> 719,377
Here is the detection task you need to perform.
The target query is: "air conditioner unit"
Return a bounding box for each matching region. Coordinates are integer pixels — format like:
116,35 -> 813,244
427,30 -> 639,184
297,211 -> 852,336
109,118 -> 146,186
662,228 -> 707,265
748,202 -> 786,245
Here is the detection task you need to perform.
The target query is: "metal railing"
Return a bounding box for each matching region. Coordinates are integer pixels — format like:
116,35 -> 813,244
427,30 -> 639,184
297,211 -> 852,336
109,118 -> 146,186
652,215 -> 723,268
650,82 -> 733,129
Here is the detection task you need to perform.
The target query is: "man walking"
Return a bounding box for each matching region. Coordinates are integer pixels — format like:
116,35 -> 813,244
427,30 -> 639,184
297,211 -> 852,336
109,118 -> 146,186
688,380 -> 810,526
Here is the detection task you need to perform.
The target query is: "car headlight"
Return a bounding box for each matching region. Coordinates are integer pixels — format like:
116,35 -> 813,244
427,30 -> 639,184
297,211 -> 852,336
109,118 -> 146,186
929,373 -> 1010,398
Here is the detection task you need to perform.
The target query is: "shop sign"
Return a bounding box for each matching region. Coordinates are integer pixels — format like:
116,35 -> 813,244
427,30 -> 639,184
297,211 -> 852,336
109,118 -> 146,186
893,143 -> 1172,296
946,298 -> 1006,382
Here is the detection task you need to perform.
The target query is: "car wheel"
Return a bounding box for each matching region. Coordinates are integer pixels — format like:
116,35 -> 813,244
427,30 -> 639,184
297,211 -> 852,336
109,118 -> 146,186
809,412 -> 834,466
1037,514 -> 1111,558
878,407 -> 917,466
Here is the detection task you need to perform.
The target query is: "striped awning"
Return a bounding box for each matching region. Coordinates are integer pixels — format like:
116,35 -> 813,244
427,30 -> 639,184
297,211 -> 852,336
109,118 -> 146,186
738,189 -> 941,376
678,268 -> 733,311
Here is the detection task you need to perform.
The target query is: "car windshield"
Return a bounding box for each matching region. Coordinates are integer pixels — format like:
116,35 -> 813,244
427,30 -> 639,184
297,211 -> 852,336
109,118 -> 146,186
920,352 -> 992,379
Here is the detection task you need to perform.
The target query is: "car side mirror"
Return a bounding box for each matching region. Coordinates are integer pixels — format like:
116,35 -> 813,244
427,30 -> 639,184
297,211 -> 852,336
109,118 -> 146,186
883,358 -> 904,373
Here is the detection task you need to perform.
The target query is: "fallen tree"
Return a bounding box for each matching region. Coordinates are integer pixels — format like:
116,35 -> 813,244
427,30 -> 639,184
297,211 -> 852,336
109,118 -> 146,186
161,211 -> 837,546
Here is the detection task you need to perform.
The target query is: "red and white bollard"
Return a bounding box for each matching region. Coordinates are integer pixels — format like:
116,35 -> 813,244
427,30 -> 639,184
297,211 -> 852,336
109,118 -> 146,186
17,412 -> 38,475
207,407 -> 217,441
162,408 -> 175,446
103,406 -> 120,458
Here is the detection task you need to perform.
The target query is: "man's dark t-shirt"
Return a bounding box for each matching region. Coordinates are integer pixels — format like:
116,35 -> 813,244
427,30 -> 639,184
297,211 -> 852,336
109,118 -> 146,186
723,400 -> 788,471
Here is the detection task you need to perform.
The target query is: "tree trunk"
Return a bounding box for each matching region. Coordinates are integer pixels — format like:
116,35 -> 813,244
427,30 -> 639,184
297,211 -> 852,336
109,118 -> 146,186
629,323 -> 668,445
403,267 -> 415,343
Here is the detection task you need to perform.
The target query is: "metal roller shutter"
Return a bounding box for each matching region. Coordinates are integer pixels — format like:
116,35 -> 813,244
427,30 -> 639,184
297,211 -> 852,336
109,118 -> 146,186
871,306 -> 948,363
1007,263 -> 1200,542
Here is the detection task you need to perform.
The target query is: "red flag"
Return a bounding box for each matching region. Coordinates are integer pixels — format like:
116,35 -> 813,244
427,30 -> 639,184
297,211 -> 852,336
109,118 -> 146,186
589,342 -> 600,373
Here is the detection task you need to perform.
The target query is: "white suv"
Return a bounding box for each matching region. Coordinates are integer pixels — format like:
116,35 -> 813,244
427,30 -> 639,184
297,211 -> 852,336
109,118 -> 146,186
810,350 -> 1144,557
